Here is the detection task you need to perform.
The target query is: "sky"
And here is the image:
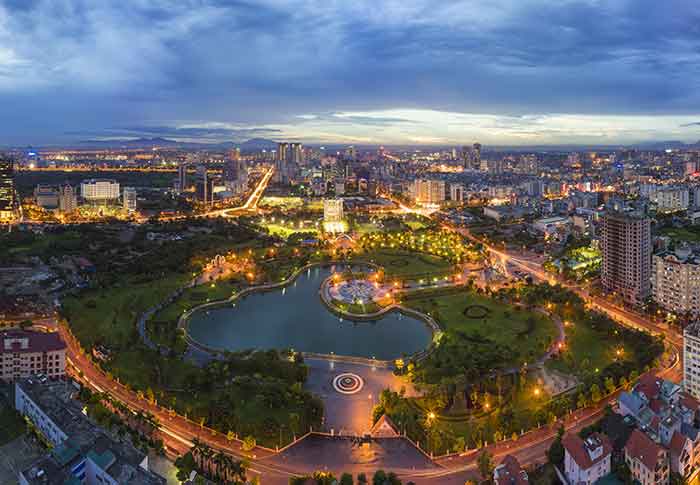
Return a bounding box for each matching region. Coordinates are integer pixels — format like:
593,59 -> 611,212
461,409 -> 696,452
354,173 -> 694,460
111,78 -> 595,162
1,0 -> 699,147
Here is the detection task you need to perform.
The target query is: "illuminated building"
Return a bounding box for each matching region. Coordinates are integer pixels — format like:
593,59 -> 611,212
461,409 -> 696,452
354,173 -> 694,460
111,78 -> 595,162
80,179 -> 120,203
58,184 -> 78,214
123,187 -> 137,212
652,248 -> 700,317
601,211 -> 651,305
449,183 -> 464,202
411,179 -> 445,205
176,162 -> 188,193
34,185 -> 59,209
0,155 -> 18,221
323,199 -> 346,233
0,329 -> 66,382
196,168 -> 214,206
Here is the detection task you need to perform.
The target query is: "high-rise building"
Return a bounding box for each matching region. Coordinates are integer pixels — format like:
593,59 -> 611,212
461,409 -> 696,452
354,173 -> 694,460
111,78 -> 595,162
276,142 -> 289,162
123,187 -> 137,212
290,143 -> 304,165
449,183 -> 464,202
471,143 -> 482,170
176,162 -> 188,193
412,179 -> 445,205
58,184 -> 77,214
196,168 -> 214,206
601,211 -> 652,305
0,155 -> 18,221
651,247 -> 700,317
323,198 -> 345,233
684,322 -> 700,400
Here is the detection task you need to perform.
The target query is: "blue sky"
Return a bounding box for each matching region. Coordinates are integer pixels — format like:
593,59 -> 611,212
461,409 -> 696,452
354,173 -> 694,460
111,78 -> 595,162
1,0 -> 699,146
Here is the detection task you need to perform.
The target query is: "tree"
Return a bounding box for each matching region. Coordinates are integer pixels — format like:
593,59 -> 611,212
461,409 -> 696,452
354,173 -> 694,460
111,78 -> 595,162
590,383 -> 602,403
547,426 -> 565,465
373,470 -> 388,485
604,377 -> 616,395
477,450 -> 494,480
340,473 -> 354,485
357,473 -> 368,484
242,435 -> 256,452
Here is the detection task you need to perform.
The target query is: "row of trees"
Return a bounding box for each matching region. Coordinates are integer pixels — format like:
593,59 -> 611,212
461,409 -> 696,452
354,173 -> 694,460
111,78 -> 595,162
289,469 -> 408,485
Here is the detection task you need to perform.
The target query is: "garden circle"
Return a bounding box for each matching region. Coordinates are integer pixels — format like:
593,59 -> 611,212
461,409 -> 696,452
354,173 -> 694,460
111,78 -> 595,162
332,373 -> 364,395
463,304 -> 490,319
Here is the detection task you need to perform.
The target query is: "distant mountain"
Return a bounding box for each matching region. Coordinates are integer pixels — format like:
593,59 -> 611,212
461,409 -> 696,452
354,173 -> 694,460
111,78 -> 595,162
636,140 -> 691,150
240,138 -> 278,151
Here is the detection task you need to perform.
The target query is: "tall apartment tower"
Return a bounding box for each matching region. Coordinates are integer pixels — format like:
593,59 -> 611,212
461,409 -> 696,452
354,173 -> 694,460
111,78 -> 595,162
58,184 -> 77,214
176,162 -> 188,193
601,211 -> 651,306
0,155 -> 18,221
123,187 -> 137,212
684,322 -> 700,400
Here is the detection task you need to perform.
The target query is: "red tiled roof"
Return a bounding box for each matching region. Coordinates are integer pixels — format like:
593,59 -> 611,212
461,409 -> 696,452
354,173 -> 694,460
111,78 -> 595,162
649,398 -> 665,414
635,374 -> 661,401
562,433 -> 612,470
670,431 -> 688,458
370,414 -> 400,438
680,392 -> 700,412
625,429 -> 665,471
0,330 -> 66,355
495,455 -> 529,485
650,416 -> 661,433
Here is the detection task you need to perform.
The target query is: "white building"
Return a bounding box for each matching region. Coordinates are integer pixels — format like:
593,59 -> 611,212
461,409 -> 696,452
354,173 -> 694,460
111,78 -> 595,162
323,199 -> 345,233
652,248 -> 700,317
80,179 -> 120,203
0,330 -> 66,382
122,187 -> 137,212
562,433 -> 612,485
651,187 -> 689,213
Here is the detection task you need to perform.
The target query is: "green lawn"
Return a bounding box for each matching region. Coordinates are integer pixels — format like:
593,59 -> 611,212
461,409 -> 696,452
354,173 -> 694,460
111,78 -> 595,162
264,223 -> 319,238
546,318 -> 632,377
404,291 -> 557,366
359,249 -> 453,277
62,273 -> 189,350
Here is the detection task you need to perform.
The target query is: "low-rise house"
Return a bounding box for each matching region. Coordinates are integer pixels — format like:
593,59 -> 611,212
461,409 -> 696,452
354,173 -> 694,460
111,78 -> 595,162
562,432 -> 612,485
494,455 -> 529,485
624,429 -> 669,485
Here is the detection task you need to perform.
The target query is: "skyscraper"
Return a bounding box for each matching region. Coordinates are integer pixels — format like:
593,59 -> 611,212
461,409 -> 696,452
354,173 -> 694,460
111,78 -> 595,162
176,162 -> 188,193
290,143 -> 304,165
601,211 -> 652,305
123,187 -> 137,212
0,155 -> 18,221
58,184 -> 77,214
472,143 -> 482,170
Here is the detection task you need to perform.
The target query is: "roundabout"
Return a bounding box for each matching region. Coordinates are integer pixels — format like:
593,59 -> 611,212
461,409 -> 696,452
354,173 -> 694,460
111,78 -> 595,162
332,372 -> 364,394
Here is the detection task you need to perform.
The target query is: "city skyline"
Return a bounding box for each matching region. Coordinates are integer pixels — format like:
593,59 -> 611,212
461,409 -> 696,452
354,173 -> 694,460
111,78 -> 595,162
1,0 -> 699,146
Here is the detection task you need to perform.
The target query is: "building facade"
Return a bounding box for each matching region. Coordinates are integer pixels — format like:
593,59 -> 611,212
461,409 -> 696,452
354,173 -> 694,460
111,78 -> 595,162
624,429 -> 670,485
58,184 -> 78,213
412,179 -> 445,205
0,330 -> 66,382
562,432 -> 612,485
601,211 -> 652,305
80,179 -> 120,203
652,248 -> 700,317
123,187 -> 137,212
685,323 -> 700,401
0,155 -> 18,221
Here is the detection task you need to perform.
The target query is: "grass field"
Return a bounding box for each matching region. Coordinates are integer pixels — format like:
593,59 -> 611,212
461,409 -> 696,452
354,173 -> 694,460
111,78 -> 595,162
264,223 -> 319,238
546,318 -> 632,377
359,249 -> 453,277
404,291 -> 558,365
62,273 -> 189,350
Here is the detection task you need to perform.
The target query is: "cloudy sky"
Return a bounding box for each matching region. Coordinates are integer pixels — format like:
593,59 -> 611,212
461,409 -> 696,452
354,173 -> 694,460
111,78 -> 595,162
1,0 -> 699,146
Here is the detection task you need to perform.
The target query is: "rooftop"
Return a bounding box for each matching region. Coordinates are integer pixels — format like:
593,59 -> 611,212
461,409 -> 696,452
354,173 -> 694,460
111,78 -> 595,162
16,379 -> 165,485
0,330 -> 66,355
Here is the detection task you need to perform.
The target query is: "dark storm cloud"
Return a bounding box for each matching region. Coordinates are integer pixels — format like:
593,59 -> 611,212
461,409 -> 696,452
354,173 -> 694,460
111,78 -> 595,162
0,0 -> 699,144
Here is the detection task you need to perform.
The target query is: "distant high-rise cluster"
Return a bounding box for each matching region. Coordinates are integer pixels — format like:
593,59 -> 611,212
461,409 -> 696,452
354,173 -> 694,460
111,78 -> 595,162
461,142 -> 481,170
275,142 -> 303,184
